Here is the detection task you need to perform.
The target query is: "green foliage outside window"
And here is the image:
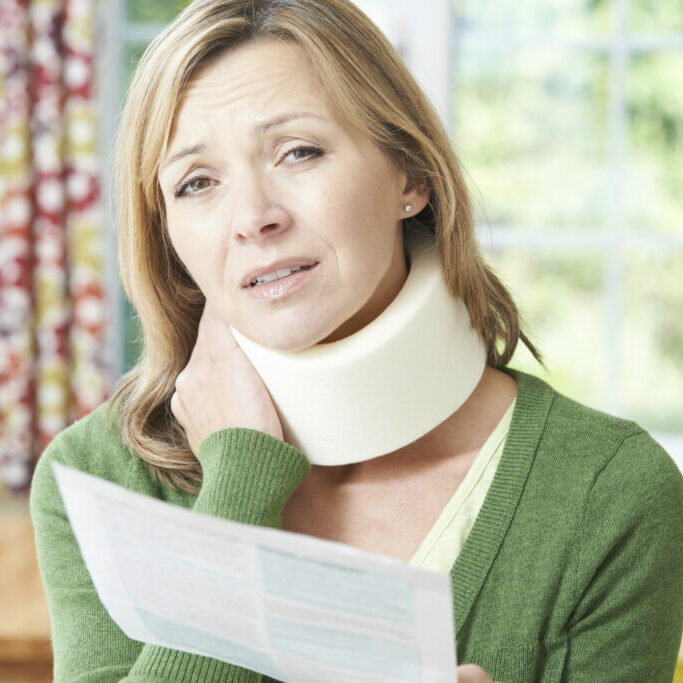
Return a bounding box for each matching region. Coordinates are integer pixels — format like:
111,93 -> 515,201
628,53 -> 683,233
453,0 -> 683,433
126,0 -> 192,23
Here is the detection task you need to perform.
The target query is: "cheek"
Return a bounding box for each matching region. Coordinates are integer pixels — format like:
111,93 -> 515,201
166,219 -> 209,286
166,220 -> 193,268
325,166 -> 394,234
346,152 -> 402,221
167,215 -> 230,303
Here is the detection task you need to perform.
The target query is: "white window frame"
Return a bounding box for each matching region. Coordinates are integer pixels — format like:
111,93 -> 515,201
98,0 -> 124,381
355,0 -> 453,132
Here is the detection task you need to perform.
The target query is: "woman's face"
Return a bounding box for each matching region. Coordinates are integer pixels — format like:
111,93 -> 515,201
159,40 -> 427,352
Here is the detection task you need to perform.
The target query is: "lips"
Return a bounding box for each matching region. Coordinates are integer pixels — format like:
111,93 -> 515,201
240,257 -> 319,288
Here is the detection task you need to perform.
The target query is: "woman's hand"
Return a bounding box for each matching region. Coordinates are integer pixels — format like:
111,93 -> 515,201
171,301 -> 284,458
457,664 -> 497,682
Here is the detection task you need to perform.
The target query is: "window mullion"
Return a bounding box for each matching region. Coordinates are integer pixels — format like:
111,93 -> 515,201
392,0 -> 453,133
98,0 -> 125,377
604,0 -> 629,416
125,23 -> 169,44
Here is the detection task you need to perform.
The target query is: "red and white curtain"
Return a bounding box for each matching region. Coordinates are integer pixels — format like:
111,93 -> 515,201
0,0 -> 110,492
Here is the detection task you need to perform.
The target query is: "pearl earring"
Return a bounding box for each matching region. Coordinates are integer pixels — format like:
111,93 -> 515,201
404,204 -> 413,213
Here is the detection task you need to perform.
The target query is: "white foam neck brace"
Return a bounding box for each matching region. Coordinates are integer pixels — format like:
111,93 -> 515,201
231,230 -> 487,466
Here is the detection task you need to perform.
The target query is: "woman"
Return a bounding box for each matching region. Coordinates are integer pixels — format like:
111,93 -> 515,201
31,0 -> 683,681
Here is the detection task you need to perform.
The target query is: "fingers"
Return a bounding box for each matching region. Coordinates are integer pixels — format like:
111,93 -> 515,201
196,300 -> 239,362
170,298 -> 283,456
456,664 -> 496,683
171,372 -> 193,430
206,314 -> 239,362
170,384 -> 198,454
170,382 -> 186,428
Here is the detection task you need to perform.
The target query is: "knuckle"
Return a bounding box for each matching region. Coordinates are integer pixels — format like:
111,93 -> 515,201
170,391 -> 181,418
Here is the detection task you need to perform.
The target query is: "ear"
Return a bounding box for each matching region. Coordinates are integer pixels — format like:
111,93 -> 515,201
398,171 -> 430,220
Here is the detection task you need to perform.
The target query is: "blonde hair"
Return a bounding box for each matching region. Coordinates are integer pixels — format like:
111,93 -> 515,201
112,0 -> 541,493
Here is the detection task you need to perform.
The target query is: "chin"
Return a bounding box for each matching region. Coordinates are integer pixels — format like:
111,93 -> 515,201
245,320 -> 333,353
238,300 -> 363,352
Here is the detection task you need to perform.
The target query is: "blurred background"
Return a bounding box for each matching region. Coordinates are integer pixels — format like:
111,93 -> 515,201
4,0 -> 681,499
0,1 -> 681,679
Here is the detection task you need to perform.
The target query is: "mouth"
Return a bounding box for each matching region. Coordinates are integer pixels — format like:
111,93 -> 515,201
243,262 -> 320,301
240,257 -> 320,289
247,263 -> 317,288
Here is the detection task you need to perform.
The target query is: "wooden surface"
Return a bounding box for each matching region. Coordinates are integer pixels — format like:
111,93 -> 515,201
0,498 -> 52,681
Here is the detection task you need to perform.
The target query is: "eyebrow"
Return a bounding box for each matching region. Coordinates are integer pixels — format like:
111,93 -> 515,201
162,144 -> 208,172
161,112 -> 326,172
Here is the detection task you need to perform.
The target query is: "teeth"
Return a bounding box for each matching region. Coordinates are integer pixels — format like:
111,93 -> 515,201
252,264 -> 311,286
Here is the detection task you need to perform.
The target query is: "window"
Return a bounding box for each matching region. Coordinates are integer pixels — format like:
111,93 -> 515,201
449,0 -> 683,463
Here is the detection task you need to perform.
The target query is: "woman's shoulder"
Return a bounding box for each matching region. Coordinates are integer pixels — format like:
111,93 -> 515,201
509,368 -> 682,503
31,400 -> 155,504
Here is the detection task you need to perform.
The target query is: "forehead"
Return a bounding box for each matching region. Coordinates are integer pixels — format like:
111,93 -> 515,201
168,40 -> 335,144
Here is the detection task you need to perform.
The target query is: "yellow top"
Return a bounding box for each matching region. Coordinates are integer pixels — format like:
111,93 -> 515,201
409,398 -> 516,572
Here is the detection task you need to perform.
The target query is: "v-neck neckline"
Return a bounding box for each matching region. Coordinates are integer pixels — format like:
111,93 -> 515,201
448,369 -> 555,637
409,396 -> 516,569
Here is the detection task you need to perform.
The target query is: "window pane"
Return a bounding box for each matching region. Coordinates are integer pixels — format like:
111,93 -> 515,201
352,0 -> 391,32
630,0 -> 683,32
627,52 -> 683,234
622,249 -> 683,433
122,297 -> 142,373
124,43 -> 148,89
483,249 -> 608,408
126,0 -> 192,24
454,49 -> 609,229
453,0 -> 611,34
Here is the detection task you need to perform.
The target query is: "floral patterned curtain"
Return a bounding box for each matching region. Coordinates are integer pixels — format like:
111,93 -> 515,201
0,0 -> 110,493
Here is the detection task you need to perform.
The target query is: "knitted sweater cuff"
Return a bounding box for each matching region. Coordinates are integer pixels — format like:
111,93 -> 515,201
194,428 -> 311,529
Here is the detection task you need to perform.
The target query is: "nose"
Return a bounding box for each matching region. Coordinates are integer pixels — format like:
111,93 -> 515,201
230,170 -> 292,243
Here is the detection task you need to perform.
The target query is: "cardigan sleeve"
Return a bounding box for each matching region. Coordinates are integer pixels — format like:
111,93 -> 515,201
30,425 -> 310,683
564,431 -> 683,681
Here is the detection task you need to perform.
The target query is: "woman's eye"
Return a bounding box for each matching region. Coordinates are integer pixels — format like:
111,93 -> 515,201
282,146 -> 323,163
175,176 -> 214,198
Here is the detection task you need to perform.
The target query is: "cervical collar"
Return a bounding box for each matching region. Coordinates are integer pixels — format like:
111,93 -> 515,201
230,229 -> 487,466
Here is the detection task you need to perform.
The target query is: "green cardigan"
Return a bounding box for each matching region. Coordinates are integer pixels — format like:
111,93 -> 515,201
30,370 -> 683,682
